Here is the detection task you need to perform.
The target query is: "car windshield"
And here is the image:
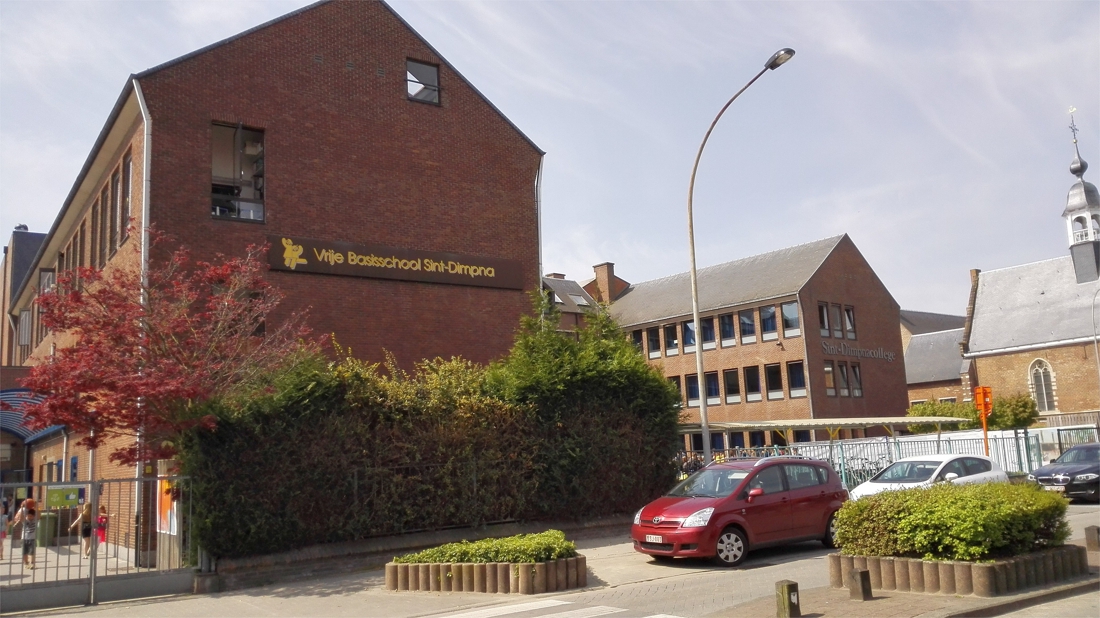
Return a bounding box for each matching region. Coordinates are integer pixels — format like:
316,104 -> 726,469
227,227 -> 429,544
667,468 -> 751,498
1055,447 -> 1100,464
868,461 -> 940,484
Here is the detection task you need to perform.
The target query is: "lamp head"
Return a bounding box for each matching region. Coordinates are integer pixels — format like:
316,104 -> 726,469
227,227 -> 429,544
765,48 -> 796,70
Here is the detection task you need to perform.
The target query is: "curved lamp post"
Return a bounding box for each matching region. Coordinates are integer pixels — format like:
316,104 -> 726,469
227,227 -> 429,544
688,48 -> 795,464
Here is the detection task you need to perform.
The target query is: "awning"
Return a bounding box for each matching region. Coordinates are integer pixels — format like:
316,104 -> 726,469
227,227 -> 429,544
678,416 -> 970,438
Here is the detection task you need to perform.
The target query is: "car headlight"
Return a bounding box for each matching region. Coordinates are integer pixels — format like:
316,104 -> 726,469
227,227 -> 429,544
682,507 -> 714,528
1026,474 -> 1036,482
634,509 -> 642,525
1074,473 -> 1099,482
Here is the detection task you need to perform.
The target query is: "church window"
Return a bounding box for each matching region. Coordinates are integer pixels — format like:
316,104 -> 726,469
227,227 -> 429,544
1029,360 -> 1055,412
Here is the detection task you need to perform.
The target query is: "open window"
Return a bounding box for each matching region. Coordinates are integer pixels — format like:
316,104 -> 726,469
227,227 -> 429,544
212,123 -> 265,221
407,60 -> 440,104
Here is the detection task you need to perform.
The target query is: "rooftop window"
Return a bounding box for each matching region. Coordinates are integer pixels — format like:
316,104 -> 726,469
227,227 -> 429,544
407,60 -> 440,104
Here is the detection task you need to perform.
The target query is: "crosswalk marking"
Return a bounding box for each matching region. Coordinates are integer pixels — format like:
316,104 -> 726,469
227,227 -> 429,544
439,599 -> 572,618
547,606 -> 628,618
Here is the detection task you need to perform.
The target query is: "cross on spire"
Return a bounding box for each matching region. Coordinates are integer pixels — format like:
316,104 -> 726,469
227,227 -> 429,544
1069,106 -> 1079,143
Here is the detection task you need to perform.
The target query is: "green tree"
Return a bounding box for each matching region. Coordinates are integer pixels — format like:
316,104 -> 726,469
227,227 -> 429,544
987,393 -> 1039,430
906,400 -> 979,434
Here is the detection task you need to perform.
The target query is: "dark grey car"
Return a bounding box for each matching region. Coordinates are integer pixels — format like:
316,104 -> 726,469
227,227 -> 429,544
1028,443 -> 1100,502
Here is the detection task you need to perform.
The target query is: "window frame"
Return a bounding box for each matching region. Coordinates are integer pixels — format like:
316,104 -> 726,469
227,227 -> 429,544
837,361 -> 850,397
681,320 -> 697,353
787,361 -> 807,398
830,304 -> 843,338
818,302 -> 830,337
739,309 -> 757,344
406,59 -> 441,105
844,306 -> 857,340
718,313 -> 736,347
764,363 -> 784,400
646,327 -> 661,359
824,361 -> 836,397
700,316 -> 716,350
760,305 -> 778,341
851,362 -> 863,397
211,122 -> 266,222
686,374 -> 700,407
704,372 -> 720,406
744,366 -> 762,402
664,324 -> 679,356
781,301 -> 800,337
724,369 -> 741,404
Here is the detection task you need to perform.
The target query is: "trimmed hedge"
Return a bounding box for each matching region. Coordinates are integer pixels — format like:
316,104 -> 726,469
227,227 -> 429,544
835,482 -> 1069,561
393,530 -> 577,564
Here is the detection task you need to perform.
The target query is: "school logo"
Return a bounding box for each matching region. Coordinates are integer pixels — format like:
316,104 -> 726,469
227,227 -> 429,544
281,238 -> 307,270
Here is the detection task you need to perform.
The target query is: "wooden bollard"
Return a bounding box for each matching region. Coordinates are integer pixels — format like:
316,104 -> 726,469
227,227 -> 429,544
556,559 -> 567,591
430,563 -> 441,592
385,562 -> 398,590
486,562 -> 498,593
397,563 -> 410,591
776,580 -> 801,617
894,558 -> 910,592
567,557 -> 578,589
827,554 -> 842,588
518,563 -> 534,594
848,568 -> 872,601
939,562 -> 956,595
880,558 -> 896,590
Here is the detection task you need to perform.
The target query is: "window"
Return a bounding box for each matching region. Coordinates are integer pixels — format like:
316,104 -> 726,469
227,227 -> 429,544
749,430 -> 766,447
664,324 -> 678,355
781,301 -> 800,337
211,123 -> 265,221
719,313 -> 736,346
0,443 -> 10,461
686,374 -> 700,406
724,369 -> 741,404
70,456 -> 78,481
568,294 -> 589,306
747,466 -> 785,495
938,397 -> 956,404
668,376 -> 682,397
729,432 -> 745,448
937,458 -> 967,481
701,317 -> 716,350
765,364 -> 783,400
851,363 -> 863,397
99,188 -> 109,265
17,310 -> 31,346
1030,360 -> 1055,411
647,328 -> 661,359
830,304 -> 843,338
824,361 -> 836,396
910,400 -> 927,406
787,361 -> 806,398
110,170 -> 121,252
78,222 -> 86,269
744,366 -> 762,402
739,309 -> 756,344
760,306 -> 778,341
837,362 -> 850,397
784,464 -> 823,489
818,303 -> 830,337
710,432 -> 725,452
631,330 -> 643,350
844,306 -> 857,340
963,457 -> 992,475
705,372 -> 720,405
121,154 -> 132,242
90,202 -> 99,269
682,320 -> 696,352
794,430 -> 811,443
407,60 -> 440,104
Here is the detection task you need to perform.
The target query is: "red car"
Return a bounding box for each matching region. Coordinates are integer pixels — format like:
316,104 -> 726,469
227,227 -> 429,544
631,456 -> 847,566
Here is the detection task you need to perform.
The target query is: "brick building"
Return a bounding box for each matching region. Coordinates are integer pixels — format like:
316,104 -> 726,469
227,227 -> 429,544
960,133 -> 1100,423
0,0 -> 541,522
583,235 -> 909,450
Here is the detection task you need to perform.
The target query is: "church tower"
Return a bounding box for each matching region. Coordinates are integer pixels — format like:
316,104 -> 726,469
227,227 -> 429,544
1063,112 -> 1100,283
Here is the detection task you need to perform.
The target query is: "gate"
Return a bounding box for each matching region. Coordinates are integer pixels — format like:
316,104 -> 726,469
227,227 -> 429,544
0,476 -> 191,610
1056,427 -> 1100,457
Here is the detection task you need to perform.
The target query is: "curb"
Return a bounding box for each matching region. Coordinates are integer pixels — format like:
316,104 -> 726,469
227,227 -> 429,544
942,576 -> 1099,617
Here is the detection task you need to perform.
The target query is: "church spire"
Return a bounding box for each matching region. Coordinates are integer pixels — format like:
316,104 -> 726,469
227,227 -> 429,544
1064,107 -> 1100,283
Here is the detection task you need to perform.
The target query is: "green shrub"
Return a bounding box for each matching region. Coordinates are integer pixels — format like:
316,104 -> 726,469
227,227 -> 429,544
393,530 -> 577,564
835,483 -> 1069,561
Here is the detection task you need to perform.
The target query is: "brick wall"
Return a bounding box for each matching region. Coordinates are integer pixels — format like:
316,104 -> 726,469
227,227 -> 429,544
973,342 -> 1100,414
907,380 -> 968,405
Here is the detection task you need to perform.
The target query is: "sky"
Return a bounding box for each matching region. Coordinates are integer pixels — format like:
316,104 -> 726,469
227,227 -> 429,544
1,1 -> 1097,316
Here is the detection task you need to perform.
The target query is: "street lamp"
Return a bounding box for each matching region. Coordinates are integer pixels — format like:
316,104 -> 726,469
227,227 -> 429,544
687,48 -> 795,464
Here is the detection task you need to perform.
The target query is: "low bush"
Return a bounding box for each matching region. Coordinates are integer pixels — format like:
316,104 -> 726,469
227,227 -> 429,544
835,482 -> 1069,561
393,530 -> 577,564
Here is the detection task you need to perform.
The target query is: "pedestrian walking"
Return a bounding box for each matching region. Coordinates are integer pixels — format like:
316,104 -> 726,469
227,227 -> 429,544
95,505 -> 110,550
14,507 -> 37,569
69,503 -> 93,558
0,500 -> 9,560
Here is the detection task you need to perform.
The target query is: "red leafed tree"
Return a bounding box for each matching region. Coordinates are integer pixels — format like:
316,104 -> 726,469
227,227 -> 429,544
18,232 -> 315,465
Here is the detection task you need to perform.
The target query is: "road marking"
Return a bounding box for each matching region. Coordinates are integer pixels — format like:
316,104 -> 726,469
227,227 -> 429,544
439,599 -> 572,618
642,615 -> 688,618
547,607 -> 628,618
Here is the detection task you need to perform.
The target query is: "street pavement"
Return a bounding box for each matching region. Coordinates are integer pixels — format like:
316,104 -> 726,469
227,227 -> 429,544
31,503 -> 1100,618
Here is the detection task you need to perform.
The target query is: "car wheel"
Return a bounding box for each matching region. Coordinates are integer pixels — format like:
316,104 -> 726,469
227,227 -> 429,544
822,512 -> 839,549
713,527 -> 748,567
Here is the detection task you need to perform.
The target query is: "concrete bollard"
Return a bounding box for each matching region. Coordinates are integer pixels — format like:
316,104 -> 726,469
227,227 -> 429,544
511,564 -> 521,594
854,556 -> 868,574
1067,546 -> 1081,577
441,563 -> 453,592
1086,525 -> 1099,551
556,559 -> 567,591
545,561 -> 556,592
828,554 -> 843,588
866,556 -> 882,590
908,559 -> 925,593
567,557 -> 578,589
430,564 -> 441,592
954,561 -> 973,595
452,564 -> 464,592
1076,546 -> 1089,578
1014,558 -> 1026,591
840,555 -> 854,588
848,568 -> 872,601
578,555 -> 587,587
776,580 -> 801,617
972,563 -> 996,597
993,562 -> 1007,596
518,563 -> 534,594
534,562 -> 548,594
463,564 -> 475,592
894,558 -> 911,592
474,563 -> 487,593
1053,549 -> 1065,582
1023,554 -> 1037,589
1041,551 -> 1055,586
923,560 -> 940,594
408,563 -> 419,592
498,562 -> 511,594
419,564 -> 431,591
397,563 -> 410,591
1060,547 -> 1074,580
939,562 -> 956,595
385,563 -> 398,591
486,562 -> 498,594
1003,560 -> 1017,593
880,558 -> 896,591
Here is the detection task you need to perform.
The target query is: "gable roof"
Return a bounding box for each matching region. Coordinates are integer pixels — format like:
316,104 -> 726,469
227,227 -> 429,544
967,256 -> 1097,354
905,328 -> 964,384
7,231 -> 47,300
900,310 -> 965,336
608,235 -> 845,328
543,277 -> 596,315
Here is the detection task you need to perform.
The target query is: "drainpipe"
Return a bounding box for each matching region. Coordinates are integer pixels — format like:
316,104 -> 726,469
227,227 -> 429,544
62,429 -> 69,481
133,77 -> 152,568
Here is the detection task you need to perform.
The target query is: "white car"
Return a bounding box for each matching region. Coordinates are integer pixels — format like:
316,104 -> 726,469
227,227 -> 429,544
849,454 -> 1008,500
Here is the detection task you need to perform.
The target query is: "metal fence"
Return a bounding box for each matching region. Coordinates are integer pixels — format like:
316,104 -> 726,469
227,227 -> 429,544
1,476 -> 191,601
677,432 -> 1045,489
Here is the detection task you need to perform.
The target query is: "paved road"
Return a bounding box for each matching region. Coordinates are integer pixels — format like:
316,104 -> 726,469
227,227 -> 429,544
38,503 -> 1100,618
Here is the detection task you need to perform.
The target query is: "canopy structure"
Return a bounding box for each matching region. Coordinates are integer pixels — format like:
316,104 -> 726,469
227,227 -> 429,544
678,416 -> 971,440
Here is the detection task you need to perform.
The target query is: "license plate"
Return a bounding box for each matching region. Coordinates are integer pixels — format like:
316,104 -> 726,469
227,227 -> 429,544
645,535 -> 663,543
1043,485 -> 1065,492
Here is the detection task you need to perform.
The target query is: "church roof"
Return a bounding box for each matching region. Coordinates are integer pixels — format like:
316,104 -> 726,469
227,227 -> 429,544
900,310 -> 965,336
905,328 -> 965,384
967,256 -> 1098,354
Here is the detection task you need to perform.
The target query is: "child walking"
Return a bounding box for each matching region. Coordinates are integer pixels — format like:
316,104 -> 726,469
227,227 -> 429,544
16,508 -> 37,569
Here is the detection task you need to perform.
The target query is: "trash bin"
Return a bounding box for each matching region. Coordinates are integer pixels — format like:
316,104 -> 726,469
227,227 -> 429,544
36,512 -> 58,547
